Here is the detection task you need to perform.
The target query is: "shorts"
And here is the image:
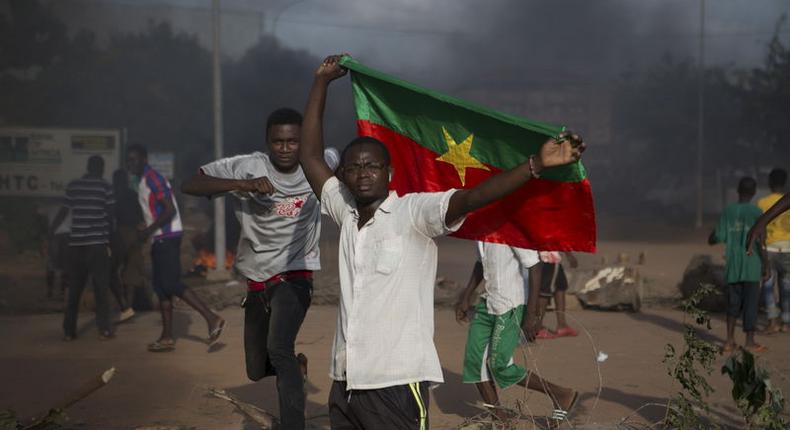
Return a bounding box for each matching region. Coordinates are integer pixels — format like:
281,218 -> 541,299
727,282 -> 759,332
540,263 -> 568,297
462,300 -> 528,389
151,236 -> 187,299
329,380 -> 430,430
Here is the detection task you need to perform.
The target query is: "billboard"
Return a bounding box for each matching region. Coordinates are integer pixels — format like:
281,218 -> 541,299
0,128 -> 121,197
149,151 -> 175,180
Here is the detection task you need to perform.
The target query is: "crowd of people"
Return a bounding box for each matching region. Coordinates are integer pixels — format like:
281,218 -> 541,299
49,145 -> 225,348
709,168 -> 789,354
43,54 -> 790,429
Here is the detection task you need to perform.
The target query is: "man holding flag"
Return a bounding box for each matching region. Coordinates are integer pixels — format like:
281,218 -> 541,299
300,54 -> 588,429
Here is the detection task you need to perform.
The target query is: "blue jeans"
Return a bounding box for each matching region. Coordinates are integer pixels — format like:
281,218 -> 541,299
763,251 -> 790,323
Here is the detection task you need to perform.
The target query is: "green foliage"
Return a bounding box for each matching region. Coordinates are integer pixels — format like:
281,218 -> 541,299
606,14 -> 790,216
0,0 -> 355,179
0,0 -> 69,71
663,284 -> 721,429
0,410 -> 18,430
722,350 -> 786,430
664,284 -> 787,429
736,14 -> 790,165
0,408 -> 67,430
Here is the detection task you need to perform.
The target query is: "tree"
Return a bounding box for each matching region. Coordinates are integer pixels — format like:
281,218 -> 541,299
737,14 -> 790,166
608,55 -> 743,216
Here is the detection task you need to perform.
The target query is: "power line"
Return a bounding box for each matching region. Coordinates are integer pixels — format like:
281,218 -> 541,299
69,0 -> 790,41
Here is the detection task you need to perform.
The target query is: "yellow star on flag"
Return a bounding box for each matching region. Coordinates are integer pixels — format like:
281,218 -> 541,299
436,127 -> 490,186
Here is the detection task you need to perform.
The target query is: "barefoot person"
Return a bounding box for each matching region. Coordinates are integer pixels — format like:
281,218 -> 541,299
299,54 -> 585,430
125,144 -> 225,352
456,242 -> 578,426
709,177 -> 769,353
182,108 -> 338,430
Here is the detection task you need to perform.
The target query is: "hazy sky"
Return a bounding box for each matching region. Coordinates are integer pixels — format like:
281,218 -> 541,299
119,0 -> 790,86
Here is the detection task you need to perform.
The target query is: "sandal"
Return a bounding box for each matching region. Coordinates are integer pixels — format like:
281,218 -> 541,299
555,326 -> 579,337
550,390 -> 579,428
721,343 -> 738,354
762,320 -> 782,335
744,344 -> 768,354
148,339 -> 175,352
208,318 -> 226,345
536,328 -> 557,340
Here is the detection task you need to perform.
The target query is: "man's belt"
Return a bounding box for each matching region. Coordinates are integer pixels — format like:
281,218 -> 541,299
247,270 -> 313,292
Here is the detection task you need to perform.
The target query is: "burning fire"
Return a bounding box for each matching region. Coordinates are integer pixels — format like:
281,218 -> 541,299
193,249 -> 235,271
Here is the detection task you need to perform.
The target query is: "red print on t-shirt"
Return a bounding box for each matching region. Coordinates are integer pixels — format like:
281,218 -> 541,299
274,197 -> 306,217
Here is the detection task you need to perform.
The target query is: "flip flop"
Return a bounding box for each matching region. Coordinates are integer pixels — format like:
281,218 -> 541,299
148,339 -> 175,352
550,390 -> 579,428
536,328 -> 558,340
761,320 -> 782,335
744,344 -> 768,354
721,343 -> 738,354
555,326 -> 579,337
208,319 -> 226,345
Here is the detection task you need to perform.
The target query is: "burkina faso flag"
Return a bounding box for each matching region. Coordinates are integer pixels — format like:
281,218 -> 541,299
339,56 -> 596,252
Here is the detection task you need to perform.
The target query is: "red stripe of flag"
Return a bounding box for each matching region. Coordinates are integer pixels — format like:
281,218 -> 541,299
358,120 -> 596,252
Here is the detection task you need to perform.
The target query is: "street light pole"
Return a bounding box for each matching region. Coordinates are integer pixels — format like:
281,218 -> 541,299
695,0 -> 705,228
211,0 -> 228,278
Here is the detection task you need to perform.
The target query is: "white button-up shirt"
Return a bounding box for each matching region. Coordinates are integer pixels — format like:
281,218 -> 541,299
321,177 -> 463,390
477,241 -> 539,315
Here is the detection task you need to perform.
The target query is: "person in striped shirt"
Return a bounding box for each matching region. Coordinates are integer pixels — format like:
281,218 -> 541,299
51,155 -> 115,341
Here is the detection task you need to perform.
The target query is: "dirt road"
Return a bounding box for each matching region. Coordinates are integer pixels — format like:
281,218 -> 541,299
2,304 -> 789,429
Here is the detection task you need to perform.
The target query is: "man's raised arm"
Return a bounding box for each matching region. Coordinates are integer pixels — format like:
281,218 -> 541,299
299,54 -> 348,198
444,132 -> 586,226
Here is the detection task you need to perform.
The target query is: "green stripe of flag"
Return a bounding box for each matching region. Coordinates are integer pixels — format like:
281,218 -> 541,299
339,56 -> 586,182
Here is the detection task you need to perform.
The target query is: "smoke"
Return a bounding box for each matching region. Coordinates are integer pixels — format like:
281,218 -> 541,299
7,0 -> 790,222
274,0 -> 788,88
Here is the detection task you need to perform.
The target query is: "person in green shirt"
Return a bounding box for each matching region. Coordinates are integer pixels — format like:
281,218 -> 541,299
708,177 -> 769,353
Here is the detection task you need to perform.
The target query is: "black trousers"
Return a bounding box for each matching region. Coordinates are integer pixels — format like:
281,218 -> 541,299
63,244 -> 111,336
244,278 -> 312,430
329,380 -> 430,430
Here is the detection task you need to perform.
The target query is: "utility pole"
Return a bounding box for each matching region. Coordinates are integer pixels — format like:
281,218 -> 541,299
210,0 -> 229,279
695,0 -> 705,228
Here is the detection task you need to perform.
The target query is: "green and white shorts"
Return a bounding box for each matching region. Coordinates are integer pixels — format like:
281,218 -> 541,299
462,300 -> 528,389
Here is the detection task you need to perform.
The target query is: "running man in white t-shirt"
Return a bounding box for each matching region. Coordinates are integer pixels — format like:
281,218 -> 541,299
182,108 -> 338,430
